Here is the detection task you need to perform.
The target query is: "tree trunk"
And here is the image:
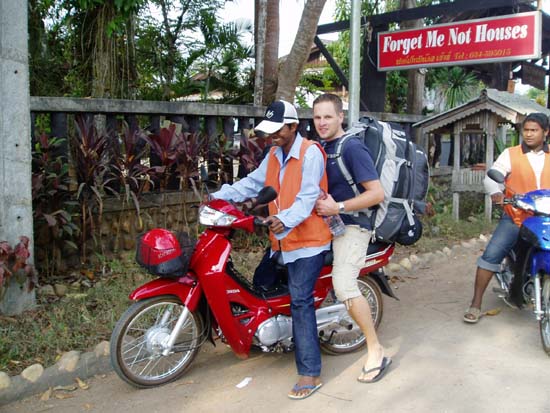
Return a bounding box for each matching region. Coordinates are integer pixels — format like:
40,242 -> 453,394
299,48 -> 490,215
400,0 -> 425,115
276,0 -> 327,102
254,0 -> 267,106
262,0 -> 279,105
89,3 -> 138,99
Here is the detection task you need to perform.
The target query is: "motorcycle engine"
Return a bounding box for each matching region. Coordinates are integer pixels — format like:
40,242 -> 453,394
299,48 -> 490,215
254,315 -> 293,350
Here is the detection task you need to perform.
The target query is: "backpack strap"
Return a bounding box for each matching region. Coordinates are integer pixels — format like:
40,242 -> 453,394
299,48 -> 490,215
390,197 -> 416,225
327,134 -> 358,195
326,127 -> 371,217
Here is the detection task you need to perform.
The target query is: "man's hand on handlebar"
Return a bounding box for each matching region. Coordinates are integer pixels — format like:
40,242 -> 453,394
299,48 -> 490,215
491,192 -> 504,205
241,198 -> 257,213
263,216 -> 285,234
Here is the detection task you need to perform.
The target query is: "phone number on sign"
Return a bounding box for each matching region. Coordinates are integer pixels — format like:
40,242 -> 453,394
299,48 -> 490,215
466,48 -> 512,59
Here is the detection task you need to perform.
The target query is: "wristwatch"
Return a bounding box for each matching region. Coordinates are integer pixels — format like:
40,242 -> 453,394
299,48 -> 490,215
338,202 -> 345,213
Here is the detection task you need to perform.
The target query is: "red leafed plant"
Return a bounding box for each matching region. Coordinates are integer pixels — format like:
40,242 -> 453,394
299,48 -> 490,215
0,236 -> 37,299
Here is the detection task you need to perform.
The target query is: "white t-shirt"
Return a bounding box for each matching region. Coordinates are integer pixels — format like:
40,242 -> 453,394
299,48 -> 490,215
484,146 -> 548,195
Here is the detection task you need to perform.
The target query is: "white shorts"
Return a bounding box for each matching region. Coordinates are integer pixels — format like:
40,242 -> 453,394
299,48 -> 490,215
331,225 -> 371,302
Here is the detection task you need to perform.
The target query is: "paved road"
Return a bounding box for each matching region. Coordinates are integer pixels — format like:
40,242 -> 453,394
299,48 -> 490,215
5,242 -> 550,413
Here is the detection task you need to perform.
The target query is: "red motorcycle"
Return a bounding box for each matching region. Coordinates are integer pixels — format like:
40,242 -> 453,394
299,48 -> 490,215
110,187 -> 397,388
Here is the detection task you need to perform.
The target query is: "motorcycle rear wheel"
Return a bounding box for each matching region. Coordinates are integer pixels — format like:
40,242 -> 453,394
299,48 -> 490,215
539,275 -> 550,355
320,277 -> 383,355
110,296 -> 203,388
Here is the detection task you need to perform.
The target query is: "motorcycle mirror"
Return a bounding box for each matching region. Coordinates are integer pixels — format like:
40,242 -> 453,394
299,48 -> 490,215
199,164 -> 210,199
487,169 -> 505,184
256,186 -> 277,205
200,164 -> 208,182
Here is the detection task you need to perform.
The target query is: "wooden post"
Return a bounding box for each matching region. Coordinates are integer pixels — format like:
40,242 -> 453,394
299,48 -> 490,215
452,123 -> 461,221
483,114 -> 496,222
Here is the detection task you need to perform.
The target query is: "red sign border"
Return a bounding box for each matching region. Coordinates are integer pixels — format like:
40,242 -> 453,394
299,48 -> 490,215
377,11 -> 542,71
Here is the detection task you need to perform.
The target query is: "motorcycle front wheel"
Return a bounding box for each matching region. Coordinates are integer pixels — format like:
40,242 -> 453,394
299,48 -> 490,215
110,296 -> 203,388
320,277 -> 383,355
539,275 -> 550,355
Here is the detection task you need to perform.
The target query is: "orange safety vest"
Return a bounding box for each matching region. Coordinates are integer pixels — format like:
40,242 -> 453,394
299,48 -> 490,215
504,145 -> 550,226
264,138 -> 331,252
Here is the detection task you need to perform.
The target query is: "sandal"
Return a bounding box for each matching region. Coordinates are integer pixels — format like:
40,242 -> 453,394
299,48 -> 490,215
463,306 -> 482,323
357,357 -> 392,383
287,382 -> 323,400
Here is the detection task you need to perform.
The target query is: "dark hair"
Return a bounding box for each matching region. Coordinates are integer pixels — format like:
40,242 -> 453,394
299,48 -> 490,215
523,113 -> 550,130
312,93 -> 343,113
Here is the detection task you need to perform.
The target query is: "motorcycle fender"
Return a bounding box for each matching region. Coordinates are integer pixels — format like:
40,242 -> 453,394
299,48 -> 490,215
369,270 -> 399,300
129,277 -> 202,311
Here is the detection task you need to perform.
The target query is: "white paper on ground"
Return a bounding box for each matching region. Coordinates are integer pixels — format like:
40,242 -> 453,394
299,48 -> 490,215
236,377 -> 253,388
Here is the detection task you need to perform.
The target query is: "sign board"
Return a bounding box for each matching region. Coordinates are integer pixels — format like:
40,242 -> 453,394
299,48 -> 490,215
521,62 -> 547,90
378,11 -> 541,71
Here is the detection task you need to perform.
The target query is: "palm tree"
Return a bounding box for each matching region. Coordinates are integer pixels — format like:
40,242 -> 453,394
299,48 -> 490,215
188,18 -> 255,103
432,67 -> 481,110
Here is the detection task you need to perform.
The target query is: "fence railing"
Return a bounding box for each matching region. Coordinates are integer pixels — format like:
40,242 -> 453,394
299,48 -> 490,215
451,168 -> 486,193
30,96 -> 425,142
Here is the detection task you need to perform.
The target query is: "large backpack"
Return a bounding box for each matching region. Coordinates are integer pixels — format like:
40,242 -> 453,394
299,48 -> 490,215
330,116 -> 429,245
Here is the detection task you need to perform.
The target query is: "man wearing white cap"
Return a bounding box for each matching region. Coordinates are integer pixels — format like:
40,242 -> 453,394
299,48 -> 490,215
211,100 -> 331,400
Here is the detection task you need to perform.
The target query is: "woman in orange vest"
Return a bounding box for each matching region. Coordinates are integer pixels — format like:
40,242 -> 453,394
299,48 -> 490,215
464,112 -> 550,323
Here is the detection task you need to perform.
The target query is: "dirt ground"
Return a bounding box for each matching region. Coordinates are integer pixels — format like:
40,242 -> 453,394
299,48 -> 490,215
5,243 -> 550,413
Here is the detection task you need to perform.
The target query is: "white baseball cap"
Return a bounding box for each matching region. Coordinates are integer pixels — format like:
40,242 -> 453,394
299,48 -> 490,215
255,100 -> 299,134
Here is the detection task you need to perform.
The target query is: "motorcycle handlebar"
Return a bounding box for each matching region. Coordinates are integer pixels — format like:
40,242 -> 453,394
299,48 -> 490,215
253,217 -> 270,227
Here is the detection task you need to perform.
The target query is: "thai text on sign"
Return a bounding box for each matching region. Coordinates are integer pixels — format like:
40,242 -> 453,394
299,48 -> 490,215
377,11 -> 541,71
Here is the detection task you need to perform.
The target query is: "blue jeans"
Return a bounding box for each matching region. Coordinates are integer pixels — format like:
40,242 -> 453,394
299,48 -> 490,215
287,253 -> 324,377
478,214 -> 520,272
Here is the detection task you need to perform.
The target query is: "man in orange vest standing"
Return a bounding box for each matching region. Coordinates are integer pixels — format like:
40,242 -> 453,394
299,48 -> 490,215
211,100 -> 331,399
464,112 -> 550,323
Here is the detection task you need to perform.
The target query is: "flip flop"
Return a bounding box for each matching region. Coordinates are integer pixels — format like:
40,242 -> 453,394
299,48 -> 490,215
357,357 -> 392,383
287,382 -> 323,400
463,306 -> 482,324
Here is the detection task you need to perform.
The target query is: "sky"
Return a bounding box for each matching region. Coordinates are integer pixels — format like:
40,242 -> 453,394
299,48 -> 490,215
222,0 -> 338,57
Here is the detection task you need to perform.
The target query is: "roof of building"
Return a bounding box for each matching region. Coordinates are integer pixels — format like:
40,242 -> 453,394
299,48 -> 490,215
413,89 -> 550,132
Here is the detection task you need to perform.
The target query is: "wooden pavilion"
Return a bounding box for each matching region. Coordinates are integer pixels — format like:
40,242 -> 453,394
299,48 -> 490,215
414,89 -> 550,221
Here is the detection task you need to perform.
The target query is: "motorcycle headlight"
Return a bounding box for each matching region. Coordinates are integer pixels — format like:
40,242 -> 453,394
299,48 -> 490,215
534,197 -> 550,215
199,205 -> 237,226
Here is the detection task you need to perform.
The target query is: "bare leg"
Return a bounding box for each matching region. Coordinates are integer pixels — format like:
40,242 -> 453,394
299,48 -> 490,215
470,267 -> 494,309
347,295 -> 385,381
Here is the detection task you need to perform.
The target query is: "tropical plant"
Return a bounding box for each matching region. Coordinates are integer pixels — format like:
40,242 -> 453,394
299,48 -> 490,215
135,0 -> 229,101
186,17 -> 255,103
232,129 -> 272,177
526,87 -> 548,107
385,71 -> 408,113
70,116 -> 115,262
176,130 -> 209,189
141,123 -> 208,190
428,67 -> 482,110
29,0 -> 255,101
109,122 -> 152,202
32,133 -> 79,276
0,237 -> 38,302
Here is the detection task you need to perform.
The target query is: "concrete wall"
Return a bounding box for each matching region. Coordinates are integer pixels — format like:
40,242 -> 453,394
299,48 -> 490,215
0,0 -> 33,248
0,0 -> 35,314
